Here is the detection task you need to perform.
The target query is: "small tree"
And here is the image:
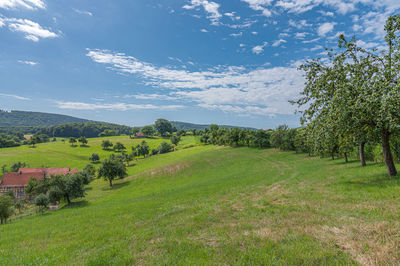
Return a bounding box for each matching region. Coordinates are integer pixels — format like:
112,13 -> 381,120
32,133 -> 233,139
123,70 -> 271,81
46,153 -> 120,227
137,141 -> 150,157
34,193 -> 49,213
158,142 -> 174,154
98,158 -> 127,187
170,135 -> 181,146
10,162 -> 27,172
78,136 -> 88,146
131,127 -> 140,138
83,164 -> 96,177
48,174 -> 86,204
14,199 -> 26,213
114,142 -> 126,152
89,153 -> 100,163
141,126 -> 155,136
69,137 -> 77,147
1,165 -> 7,174
101,140 -> 113,150
0,195 -> 14,224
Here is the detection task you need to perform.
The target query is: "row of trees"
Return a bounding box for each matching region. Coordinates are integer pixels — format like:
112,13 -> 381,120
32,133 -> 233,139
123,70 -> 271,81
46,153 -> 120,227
293,15 -> 400,177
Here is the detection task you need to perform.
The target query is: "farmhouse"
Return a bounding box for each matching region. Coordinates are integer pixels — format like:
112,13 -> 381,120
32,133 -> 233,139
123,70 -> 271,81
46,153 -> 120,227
135,133 -> 147,138
0,167 -> 78,199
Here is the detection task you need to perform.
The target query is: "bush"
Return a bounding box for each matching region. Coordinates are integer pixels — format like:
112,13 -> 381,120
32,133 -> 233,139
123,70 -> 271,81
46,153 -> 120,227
89,153 -> 100,163
0,195 -> 14,224
158,142 -> 174,154
34,193 -> 49,212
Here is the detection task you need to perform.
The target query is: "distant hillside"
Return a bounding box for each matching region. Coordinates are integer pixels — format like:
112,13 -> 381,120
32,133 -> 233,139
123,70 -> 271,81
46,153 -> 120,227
171,121 -> 257,131
0,110 -> 90,127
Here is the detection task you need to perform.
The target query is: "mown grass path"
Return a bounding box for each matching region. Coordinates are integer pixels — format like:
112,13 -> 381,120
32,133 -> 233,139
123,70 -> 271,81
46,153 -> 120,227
1,142 -> 399,265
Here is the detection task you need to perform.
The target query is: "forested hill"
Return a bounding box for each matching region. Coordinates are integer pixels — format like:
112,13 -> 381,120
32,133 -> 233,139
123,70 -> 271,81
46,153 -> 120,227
0,110 -> 90,127
171,121 -> 257,131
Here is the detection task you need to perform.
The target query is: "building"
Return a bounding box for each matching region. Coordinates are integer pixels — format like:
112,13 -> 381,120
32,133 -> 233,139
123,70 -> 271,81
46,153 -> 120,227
0,167 -> 78,199
135,132 -> 147,138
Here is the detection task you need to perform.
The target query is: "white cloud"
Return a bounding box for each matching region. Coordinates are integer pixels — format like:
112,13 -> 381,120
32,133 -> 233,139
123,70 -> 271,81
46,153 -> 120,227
295,32 -> 307,39
251,31 -> 258,35
309,45 -> 323,51
18,60 -> 37,65
55,101 -> 184,111
183,0 -> 222,25
0,0 -> 45,10
3,18 -> 59,41
86,49 -> 305,116
0,93 -> 30,100
288,19 -> 311,29
252,42 -> 268,54
73,9 -> 93,16
230,32 -> 242,37
200,28 -> 208,32
272,39 -> 286,47
241,0 -> 273,17
317,22 -> 336,37
302,37 -> 319,43
123,93 -> 178,101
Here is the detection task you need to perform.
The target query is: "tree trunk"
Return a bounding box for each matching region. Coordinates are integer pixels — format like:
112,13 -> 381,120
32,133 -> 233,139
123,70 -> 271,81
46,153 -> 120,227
381,130 -> 397,177
344,152 -> 348,163
331,153 -> 335,160
359,141 -> 366,167
109,179 -> 113,187
66,194 -> 71,204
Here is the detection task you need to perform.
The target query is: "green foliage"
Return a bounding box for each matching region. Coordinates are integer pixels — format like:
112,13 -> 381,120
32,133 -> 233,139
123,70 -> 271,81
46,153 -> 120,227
170,135 -> 181,145
0,195 -> 14,224
136,141 -> 150,157
113,142 -> 126,152
99,129 -> 118,137
157,142 -> 174,154
34,193 -> 49,212
101,140 -> 113,150
131,127 -> 140,136
141,126 -> 154,136
78,137 -> 88,146
10,161 -> 27,172
98,157 -> 127,187
154,119 -> 173,136
89,153 -> 100,163
69,137 -> 77,146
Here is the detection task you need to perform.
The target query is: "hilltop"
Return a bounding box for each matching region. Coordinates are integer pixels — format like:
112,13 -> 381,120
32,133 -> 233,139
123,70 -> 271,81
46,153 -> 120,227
0,110 -> 90,127
171,121 -> 257,131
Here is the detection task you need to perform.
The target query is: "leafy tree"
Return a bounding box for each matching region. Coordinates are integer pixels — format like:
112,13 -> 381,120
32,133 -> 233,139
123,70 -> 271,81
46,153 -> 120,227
209,124 -> 219,131
158,142 -> 174,154
29,136 -> 40,147
10,162 -> 27,172
25,177 -> 50,198
101,140 -> 113,150
114,142 -> 126,152
141,126 -> 154,136
83,164 -> 96,177
89,153 -> 100,163
14,199 -> 26,213
98,158 -> 127,187
154,119 -> 173,136
0,195 -> 14,224
177,130 -> 186,136
170,135 -> 181,146
131,127 -> 140,137
48,174 -> 86,204
78,136 -> 88,146
34,193 -> 49,213
1,165 -> 7,174
69,137 -> 77,147
136,141 -> 150,157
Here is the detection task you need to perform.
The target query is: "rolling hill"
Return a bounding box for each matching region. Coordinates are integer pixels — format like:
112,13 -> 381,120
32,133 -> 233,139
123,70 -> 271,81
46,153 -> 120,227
171,121 -> 257,131
0,110 -> 90,127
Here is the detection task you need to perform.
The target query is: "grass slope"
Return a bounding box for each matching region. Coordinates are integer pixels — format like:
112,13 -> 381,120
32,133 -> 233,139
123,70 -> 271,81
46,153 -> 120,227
1,138 -> 400,265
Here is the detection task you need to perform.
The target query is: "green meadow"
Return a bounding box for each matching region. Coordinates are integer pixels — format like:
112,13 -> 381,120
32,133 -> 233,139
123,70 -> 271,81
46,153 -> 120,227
1,136 -> 400,265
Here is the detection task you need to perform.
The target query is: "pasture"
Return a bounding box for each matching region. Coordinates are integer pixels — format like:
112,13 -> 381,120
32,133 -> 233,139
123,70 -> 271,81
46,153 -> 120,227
0,136 -> 399,265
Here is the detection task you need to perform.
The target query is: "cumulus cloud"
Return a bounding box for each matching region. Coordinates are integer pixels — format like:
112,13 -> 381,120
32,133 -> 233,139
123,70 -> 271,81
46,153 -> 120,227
86,49 -> 305,116
0,0 -> 45,10
183,0 -> 222,25
3,18 -> 59,41
272,39 -> 286,47
55,101 -> 184,111
317,22 -> 336,37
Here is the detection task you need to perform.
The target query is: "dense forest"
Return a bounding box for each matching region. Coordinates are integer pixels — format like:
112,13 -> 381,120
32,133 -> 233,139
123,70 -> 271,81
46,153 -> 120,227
0,110 -> 90,127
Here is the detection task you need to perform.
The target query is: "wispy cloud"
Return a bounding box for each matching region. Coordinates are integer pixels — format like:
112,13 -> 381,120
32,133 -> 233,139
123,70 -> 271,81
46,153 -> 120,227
0,0 -> 45,10
183,0 -> 222,25
318,22 -> 336,37
272,39 -> 286,47
3,17 -> 59,41
241,0 -> 272,17
252,42 -> 268,54
86,49 -> 304,116
55,101 -> 184,111
18,60 -> 38,65
0,93 -> 30,100
73,8 -> 93,16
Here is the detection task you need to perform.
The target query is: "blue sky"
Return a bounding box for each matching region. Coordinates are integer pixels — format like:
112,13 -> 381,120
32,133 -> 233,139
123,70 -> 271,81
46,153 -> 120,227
0,0 -> 399,128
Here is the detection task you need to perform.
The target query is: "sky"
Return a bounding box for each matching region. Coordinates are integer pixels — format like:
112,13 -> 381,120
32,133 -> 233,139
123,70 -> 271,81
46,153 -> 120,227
0,0 -> 399,129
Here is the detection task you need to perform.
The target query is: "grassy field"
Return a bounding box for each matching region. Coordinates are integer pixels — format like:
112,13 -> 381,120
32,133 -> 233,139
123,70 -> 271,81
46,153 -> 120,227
0,137 -> 400,265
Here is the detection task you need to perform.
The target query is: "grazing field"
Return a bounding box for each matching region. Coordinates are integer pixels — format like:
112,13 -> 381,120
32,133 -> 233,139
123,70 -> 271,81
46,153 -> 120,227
0,138 -> 400,265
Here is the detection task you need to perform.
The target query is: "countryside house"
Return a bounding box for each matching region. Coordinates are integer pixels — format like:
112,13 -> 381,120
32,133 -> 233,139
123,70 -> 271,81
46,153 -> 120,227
0,167 -> 78,199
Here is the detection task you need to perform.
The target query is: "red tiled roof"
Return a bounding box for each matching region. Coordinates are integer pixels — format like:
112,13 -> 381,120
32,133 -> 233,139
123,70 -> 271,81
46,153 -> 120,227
0,172 -> 44,187
135,133 -> 146,137
1,167 -> 79,188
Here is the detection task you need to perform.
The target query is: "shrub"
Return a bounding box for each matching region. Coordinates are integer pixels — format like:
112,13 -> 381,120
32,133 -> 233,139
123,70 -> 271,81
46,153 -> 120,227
158,142 -> 174,154
34,193 -> 49,213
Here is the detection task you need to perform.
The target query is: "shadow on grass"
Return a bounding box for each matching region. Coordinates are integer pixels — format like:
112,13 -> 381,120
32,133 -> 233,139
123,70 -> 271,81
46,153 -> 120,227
79,145 -> 91,148
340,172 -> 400,189
61,200 -> 89,210
101,180 -> 131,191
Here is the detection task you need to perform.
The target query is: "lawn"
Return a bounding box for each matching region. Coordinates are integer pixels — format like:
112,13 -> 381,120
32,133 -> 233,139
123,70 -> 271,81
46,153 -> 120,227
0,138 -> 399,265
